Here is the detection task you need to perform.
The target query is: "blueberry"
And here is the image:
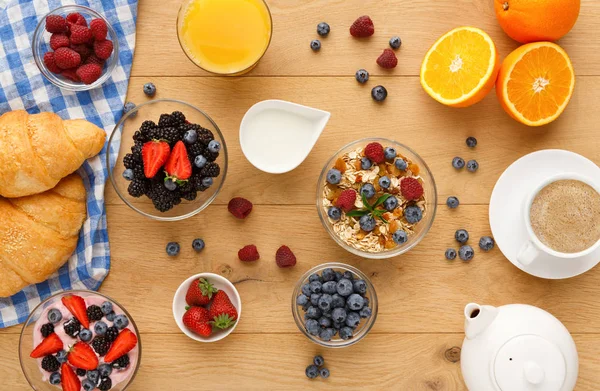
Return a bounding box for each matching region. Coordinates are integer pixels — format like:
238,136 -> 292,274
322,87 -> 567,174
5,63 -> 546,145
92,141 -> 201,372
122,168 -> 134,181
359,214 -> 376,232
326,169 -> 342,184
404,206 -> 423,224
467,159 -> 479,172
183,130 -> 198,144
333,321 -> 342,330
49,372 -> 61,385
479,236 -> 495,251
319,328 -> 334,341
336,278 -> 353,297
455,229 -> 469,244
447,196 -> 459,209
94,321 -> 107,336
359,307 -> 372,319
309,280 -> 322,294
166,242 -> 180,256
319,316 -> 332,328
392,229 -> 408,245
347,294 -> 365,310
360,183 -> 376,199
346,311 -> 361,328
306,306 -> 322,319
305,319 -> 319,336
98,364 -> 112,379
334,271 -> 343,282
47,308 -> 62,324
143,82 -> 156,97
360,157 -> 372,169
355,69 -> 369,84
322,281 -> 337,294
317,22 -> 330,36
353,280 -> 367,294
459,245 -> 474,261
301,284 -> 311,296
371,85 -> 388,102
101,301 -> 113,315
321,268 -> 336,282
378,176 -> 391,189
314,355 -> 325,367
310,39 -> 321,51
452,157 -> 465,169
105,311 -> 116,322
332,307 -> 347,323
383,196 -> 398,211
297,294 -> 309,306
445,248 -> 457,260
208,140 -> 221,153
306,365 -> 319,379
164,178 -> 177,191
395,159 -> 408,171
318,294 -> 333,313
320,368 -> 330,378
339,327 -> 353,340
389,36 -> 402,49
87,370 -> 100,384
201,177 -> 213,187
55,350 -> 67,363
326,206 -> 341,221
331,294 -> 345,309
192,238 -> 205,252
194,155 -> 207,168
342,271 -> 354,280
309,273 -> 322,283
466,136 -> 477,148
79,328 -> 92,342
310,293 -> 321,306
123,102 -> 136,116
384,147 -> 397,160
114,314 -> 129,329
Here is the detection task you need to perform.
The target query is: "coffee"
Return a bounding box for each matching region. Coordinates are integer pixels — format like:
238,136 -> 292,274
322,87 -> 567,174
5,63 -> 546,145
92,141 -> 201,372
530,179 -> 600,253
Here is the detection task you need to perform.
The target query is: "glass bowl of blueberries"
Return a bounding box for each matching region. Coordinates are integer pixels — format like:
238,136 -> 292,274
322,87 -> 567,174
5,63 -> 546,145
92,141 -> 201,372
292,263 -> 378,348
107,99 -> 228,221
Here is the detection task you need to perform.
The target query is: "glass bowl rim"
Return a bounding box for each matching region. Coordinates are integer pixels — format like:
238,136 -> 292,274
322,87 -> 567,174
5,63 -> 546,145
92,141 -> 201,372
316,137 -> 438,259
106,98 -> 229,222
18,289 -> 142,390
291,262 -> 378,348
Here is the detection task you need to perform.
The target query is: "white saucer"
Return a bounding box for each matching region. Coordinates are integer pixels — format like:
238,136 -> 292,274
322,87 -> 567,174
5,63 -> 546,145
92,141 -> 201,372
489,149 -> 600,279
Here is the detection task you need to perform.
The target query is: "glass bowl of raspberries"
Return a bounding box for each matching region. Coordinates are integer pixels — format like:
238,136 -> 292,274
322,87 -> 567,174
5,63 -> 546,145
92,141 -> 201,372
32,5 -> 119,91
292,263 -> 378,348
107,99 -> 228,221
317,138 -> 438,259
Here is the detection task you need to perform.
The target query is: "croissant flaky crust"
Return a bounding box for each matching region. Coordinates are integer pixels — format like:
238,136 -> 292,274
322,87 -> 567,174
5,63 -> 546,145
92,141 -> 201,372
0,174 -> 87,297
0,110 -> 106,198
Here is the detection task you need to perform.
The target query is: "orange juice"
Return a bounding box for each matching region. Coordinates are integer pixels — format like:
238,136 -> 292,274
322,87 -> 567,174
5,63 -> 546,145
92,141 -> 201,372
177,0 -> 272,75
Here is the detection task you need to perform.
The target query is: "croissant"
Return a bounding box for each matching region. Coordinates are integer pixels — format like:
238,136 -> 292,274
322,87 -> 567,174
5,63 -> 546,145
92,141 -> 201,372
0,110 -> 106,198
0,174 -> 87,297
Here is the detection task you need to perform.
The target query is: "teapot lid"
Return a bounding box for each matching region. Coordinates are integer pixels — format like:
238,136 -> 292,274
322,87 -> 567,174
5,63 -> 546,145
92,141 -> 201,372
494,335 -> 566,391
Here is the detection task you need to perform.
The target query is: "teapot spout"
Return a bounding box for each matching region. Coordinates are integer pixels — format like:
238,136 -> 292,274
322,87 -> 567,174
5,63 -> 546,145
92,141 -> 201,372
464,303 -> 498,340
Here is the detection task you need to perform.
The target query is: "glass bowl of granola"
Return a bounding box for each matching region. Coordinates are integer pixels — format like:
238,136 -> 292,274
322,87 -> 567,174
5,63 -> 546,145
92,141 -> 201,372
317,138 -> 437,259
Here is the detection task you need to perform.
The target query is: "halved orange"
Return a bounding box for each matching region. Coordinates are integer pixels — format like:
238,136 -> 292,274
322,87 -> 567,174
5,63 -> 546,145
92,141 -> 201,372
496,42 -> 575,126
420,27 -> 500,108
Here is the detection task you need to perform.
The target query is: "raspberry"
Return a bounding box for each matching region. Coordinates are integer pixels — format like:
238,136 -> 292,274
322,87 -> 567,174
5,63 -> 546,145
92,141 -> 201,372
70,43 -> 92,61
238,245 -> 260,262
43,52 -> 61,74
70,24 -> 92,44
227,197 -> 253,219
49,33 -> 69,50
364,142 -> 385,164
45,15 -> 68,33
400,177 -> 424,201
275,245 -> 296,268
94,39 -> 113,60
76,63 -> 102,84
349,15 -> 374,38
376,49 -> 398,69
335,189 -> 356,212
90,18 -> 108,41
54,47 -> 81,69
61,68 -> 81,82
84,54 -> 105,67
66,12 -> 87,27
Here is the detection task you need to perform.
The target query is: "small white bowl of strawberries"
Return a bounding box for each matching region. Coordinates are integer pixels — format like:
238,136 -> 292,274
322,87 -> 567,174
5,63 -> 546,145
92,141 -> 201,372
173,273 -> 241,342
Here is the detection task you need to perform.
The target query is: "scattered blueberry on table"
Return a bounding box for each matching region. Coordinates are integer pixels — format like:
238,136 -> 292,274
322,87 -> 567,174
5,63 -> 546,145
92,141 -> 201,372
445,248 -> 457,260
166,241 -> 180,256
459,245 -> 474,261
192,238 -> 205,252
317,22 -> 330,37
310,39 -> 321,51
447,196 -> 459,209
389,36 -> 402,49
467,159 -> 479,172
371,85 -> 388,102
355,69 -> 369,84
452,156 -> 465,170
305,355 -> 330,379
455,229 -> 469,244
479,236 -> 495,251
466,136 -> 477,148
143,82 -> 156,97
123,101 -> 136,116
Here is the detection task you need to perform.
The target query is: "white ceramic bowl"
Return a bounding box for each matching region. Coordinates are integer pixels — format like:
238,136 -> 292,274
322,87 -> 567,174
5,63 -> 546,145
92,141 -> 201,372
172,273 -> 241,342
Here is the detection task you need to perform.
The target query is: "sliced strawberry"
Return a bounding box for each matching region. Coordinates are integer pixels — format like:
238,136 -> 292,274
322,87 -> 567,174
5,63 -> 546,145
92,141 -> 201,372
104,328 -> 138,362
142,140 -> 170,178
61,295 -> 89,328
67,342 -> 99,370
30,333 -> 63,358
164,141 -> 192,181
61,363 -> 81,391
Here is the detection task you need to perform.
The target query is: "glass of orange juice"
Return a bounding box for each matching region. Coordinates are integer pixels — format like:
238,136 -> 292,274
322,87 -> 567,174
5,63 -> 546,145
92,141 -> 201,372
177,0 -> 273,75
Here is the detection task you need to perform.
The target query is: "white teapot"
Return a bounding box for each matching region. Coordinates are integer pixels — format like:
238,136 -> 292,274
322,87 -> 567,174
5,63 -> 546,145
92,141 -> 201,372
461,303 -> 578,391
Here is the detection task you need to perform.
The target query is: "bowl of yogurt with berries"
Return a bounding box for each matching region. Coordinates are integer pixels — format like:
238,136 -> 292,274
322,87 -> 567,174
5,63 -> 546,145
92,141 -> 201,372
19,291 -> 141,391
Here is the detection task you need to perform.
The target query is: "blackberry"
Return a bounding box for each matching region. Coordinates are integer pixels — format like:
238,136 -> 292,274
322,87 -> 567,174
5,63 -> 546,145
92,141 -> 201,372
76,368 -> 87,377
130,142 -> 142,157
139,120 -> 157,139
200,162 -> 220,177
63,318 -> 81,337
86,305 -> 104,322
41,355 -> 60,372
132,130 -> 147,143
187,142 -> 205,158
133,164 -> 144,180
204,150 -> 219,162
148,126 -> 181,144
147,181 -> 177,212
40,323 -> 54,338
91,336 -> 111,356
158,113 -> 175,127
123,153 -> 137,169
170,111 -> 186,126
182,190 -> 197,201
197,127 -> 214,145
128,179 -> 147,198
98,377 -> 112,391
111,354 -> 130,370
105,326 -> 119,343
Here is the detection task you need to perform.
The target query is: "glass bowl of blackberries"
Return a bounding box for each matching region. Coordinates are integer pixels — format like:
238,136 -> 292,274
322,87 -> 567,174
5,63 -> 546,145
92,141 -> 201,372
107,99 -> 228,221
292,263 -> 378,348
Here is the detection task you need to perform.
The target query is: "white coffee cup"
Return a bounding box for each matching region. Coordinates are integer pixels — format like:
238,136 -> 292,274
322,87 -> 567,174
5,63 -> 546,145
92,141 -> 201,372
517,172 -> 600,267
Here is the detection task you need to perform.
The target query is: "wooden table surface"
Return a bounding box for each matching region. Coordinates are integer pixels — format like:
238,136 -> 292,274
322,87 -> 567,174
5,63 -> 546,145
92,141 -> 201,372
3,0 -> 600,390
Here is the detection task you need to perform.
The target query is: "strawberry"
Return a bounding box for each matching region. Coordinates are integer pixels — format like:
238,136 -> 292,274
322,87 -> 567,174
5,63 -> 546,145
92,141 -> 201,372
104,328 -> 138,362
238,245 -> 260,262
67,342 -> 99,370
69,24 -> 92,45
66,12 -> 87,27
182,306 -> 212,337
275,245 -> 297,268
61,295 -> 89,328
76,63 -> 102,84
60,363 -> 81,391
61,68 -> 81,82
50,33 -> 70,50
376,48 -> 398,69
142,140 -> 170,178
400,177 -> 424,201
94,39 -> 114,60
30,333 -> 63,358
209,291 -> 238,329
53,47 -> 81,70
350,15 -> 375,38
227,197 -> 253,219
43,52 -> 62,74
90,18 -> 108,41
185,277 -> 217,306
45,15 -> 68,34
364,142 -> 385,163
164,141 -> 192,181
335,189 -> 357,212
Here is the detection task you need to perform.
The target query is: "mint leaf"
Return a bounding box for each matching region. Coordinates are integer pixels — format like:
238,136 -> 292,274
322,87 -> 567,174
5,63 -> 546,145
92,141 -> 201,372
346,210 -> 370,218
361,192 -> 373,212
373,193 -> 393,208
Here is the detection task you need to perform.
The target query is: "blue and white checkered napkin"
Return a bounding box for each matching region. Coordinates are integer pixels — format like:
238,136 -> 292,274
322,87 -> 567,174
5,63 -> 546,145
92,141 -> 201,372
0,0 -> 137,328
